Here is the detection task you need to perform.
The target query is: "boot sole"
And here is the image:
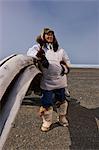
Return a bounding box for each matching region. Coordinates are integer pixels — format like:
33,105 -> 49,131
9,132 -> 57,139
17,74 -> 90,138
41,126 -> 50,132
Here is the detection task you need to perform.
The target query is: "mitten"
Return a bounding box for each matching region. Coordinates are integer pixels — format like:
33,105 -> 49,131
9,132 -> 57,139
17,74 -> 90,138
60,64 -> 65,76
60,61 -> 70,75
36,48 -> 45,59
36,48 -> 49,69
41,55 -> 49,69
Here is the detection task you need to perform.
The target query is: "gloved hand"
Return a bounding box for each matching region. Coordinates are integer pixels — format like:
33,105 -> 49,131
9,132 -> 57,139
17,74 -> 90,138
41,55 -> 49,69
60,61 -> 70,75
36,48 -> 49,69
36,48 -> 45,59
60,64 -> 65,76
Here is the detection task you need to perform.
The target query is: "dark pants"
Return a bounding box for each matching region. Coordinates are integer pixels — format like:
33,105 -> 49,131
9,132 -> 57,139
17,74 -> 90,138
41,88 -> 66,108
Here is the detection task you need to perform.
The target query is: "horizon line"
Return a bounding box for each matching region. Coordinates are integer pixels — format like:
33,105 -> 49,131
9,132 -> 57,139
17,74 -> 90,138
71,64 -> 99,68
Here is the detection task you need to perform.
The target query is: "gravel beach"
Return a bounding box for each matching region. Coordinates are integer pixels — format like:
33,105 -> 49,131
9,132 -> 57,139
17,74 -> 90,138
3,68 -> 99,150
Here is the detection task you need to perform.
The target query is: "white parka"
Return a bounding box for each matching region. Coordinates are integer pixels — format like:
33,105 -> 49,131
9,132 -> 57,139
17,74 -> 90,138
27,43 -> 70,90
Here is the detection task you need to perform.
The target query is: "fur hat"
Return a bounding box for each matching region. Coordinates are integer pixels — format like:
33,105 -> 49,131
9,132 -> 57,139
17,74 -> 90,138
41,28 -> 54,40
36,28 -> 54,44
36,28 -> 59,52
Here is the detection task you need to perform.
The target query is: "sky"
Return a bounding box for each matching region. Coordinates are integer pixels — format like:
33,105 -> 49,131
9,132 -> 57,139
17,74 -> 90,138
0,0 -> 99,65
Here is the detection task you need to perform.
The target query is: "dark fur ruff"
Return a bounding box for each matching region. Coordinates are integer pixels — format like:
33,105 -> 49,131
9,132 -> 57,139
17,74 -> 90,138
36,32 -> 59,52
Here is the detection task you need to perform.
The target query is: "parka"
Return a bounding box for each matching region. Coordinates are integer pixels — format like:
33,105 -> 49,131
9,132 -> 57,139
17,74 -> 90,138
27,43 -> 70,90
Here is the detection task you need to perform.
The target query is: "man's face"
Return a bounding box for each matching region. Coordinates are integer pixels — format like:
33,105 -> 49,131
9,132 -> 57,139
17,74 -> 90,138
44,32 -> 54,43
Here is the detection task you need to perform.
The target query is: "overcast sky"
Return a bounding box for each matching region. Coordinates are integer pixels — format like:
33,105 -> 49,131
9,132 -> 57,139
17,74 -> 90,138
0,0 -> 99,64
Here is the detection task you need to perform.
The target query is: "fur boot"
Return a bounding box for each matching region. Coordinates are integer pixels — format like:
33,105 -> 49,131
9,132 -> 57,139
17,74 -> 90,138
40,106 -> 53,132
56,101 -> 68,127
